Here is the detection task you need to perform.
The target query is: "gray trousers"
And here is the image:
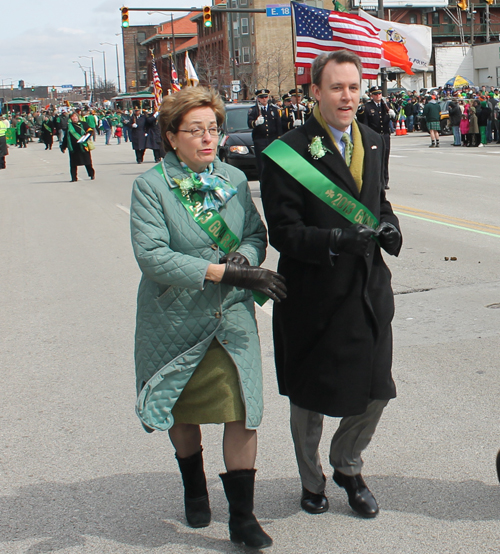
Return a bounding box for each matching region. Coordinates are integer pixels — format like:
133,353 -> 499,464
290,399 -> 388,494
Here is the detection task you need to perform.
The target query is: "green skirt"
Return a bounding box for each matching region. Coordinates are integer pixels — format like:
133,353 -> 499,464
427,120 -> 441,131
171,339 -> 245,425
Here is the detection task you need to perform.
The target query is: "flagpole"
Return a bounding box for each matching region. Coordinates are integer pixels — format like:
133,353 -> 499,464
290,2 -> 298,96
378,0 -> 387,96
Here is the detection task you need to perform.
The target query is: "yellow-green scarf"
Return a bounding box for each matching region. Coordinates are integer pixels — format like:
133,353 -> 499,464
313,104 -> 364,192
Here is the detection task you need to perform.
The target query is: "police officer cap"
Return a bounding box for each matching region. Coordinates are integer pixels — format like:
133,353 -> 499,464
289,88 -> 303,96
282,93 -> 292,101
369,86 -> 382,95
255,88 -> 270,97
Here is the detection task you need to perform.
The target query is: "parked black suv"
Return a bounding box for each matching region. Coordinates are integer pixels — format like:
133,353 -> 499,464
218,103 -> 258,179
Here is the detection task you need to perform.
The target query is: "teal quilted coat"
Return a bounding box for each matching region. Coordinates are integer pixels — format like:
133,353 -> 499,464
131,152 -> 267,432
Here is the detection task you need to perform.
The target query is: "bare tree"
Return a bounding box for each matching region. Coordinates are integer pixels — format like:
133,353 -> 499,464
256,39 -> 294,98
196,49 -> 231,94
93,77 -> 117,102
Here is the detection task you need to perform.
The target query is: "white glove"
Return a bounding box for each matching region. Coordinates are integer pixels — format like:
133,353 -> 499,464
293,119 -> 302,127
255,115 -> 265,126
388,109 -> 396,118
154,111 -> 159,118
132,123 -> 138,128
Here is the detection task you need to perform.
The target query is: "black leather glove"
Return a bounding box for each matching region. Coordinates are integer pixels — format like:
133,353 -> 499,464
219,252 -> 249,265
60,146 -> 66,154
220,261 -> 287,302
330,224 -> 374,256
374,222 -> 401,256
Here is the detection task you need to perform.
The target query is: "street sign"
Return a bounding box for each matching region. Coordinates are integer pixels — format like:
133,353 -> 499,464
266,4 -> 291,17
61,84 -> 73,89
231,80 -> 240,85
232,84 -> 241,93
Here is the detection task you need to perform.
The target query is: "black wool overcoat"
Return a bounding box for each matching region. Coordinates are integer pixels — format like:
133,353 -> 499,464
130,114 -> 148,151
261,115 -> 401,417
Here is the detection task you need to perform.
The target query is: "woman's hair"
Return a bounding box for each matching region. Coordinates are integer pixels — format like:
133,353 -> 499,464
159,87 -> 226,152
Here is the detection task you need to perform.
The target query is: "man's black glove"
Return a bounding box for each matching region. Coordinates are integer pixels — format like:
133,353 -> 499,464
330,224 -> 374,256
220,261 -> 287,302
374,222 -> 401,256
219,252 -> 249,265
60,146 -> 66,154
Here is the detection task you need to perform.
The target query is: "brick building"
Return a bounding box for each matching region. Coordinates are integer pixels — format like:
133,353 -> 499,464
142,14 -> 198,94
122,25 -> 157,92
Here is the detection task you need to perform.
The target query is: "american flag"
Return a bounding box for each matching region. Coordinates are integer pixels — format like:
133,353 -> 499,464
151,55 -> 163,111
171,60 -> 181,93
292,2 -> 381,80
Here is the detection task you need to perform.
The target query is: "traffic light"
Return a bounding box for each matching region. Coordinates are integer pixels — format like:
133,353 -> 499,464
121,7 -> 130,27
203,6 -> 212,28
457,0 -> 468,9
485,0 -> 494,5
52,86 -> 56,92
31,86 -> 35,92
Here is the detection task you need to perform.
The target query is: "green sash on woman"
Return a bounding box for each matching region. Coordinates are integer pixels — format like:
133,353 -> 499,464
154,163 -> 268,305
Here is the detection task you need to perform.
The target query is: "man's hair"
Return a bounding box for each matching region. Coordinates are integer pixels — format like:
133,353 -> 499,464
311,50 -> 363,87
159,86 -> 225,152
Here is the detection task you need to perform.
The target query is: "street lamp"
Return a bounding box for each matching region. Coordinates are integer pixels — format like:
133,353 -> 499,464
90,49 -> 107,93
73,61 -> 89,100
79,56 -> 95,102
100,42 -> 121,93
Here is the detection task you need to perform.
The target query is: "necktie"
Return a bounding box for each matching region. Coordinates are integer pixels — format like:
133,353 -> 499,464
341,132 -> 353,167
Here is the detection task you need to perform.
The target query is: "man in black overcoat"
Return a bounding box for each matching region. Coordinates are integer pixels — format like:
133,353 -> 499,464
130,108 -> 148,164
261,50 -> 402,519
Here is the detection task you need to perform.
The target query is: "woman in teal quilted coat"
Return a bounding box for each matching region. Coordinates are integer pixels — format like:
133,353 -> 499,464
130,87 -> 286,549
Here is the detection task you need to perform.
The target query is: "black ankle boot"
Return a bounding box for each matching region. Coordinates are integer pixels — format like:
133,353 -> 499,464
175,449 -> 211,528
220,469 -> 272,549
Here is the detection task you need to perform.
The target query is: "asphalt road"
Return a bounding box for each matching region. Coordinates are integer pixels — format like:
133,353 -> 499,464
1,131 -> 500,553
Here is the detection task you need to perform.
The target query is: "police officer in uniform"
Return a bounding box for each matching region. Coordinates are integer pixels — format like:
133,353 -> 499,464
287,88 -> 311,130
248,88 -> 282,182
358,85 -> 391,189
280,93 -> 294,131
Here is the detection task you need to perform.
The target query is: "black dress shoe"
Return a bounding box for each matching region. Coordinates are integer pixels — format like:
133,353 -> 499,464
384,185 -> 390,190
300,487 -> 329,514
333,470 -> 379,518
496,450 -> 500,483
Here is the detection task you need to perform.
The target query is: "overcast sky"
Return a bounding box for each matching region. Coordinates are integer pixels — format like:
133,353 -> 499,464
0,0 -> 195,90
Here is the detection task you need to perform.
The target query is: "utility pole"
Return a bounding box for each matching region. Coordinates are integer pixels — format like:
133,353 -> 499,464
486,1 -> 490,42
470,0 -> 475,45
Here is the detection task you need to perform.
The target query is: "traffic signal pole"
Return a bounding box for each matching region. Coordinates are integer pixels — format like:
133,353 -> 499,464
123,6 -> 267,14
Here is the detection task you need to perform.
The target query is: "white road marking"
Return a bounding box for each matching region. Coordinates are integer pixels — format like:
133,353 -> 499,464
434,171 -> 481,179
116,204 -> 130,215
390,155 -> 407,158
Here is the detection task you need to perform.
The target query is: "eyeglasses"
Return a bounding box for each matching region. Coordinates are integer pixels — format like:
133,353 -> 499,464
178,127 -> 221,137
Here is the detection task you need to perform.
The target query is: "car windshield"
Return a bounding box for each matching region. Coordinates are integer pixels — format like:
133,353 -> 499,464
225,107 -> 251,133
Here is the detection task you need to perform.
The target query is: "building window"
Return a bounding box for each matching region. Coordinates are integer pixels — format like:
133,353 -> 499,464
234,49 -> 240,65
409,13 -> 417,24
242,46 -> 250,63
233,19 -> 239,36
432,12 -> 440,25
241,17 -> 249,34
251,17 -> 255,34
422,13 -> 427,25
241,0 -> 248,4
137,32 -> 146,43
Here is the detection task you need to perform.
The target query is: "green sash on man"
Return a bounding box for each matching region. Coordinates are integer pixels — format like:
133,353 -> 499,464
262,140 -> 379,229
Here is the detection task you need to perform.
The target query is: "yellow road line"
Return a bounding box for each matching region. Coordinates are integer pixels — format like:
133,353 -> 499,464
393,204 -> 500,237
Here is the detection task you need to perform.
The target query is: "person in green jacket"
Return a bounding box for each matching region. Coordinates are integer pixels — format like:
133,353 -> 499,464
130,87 -> 286,549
